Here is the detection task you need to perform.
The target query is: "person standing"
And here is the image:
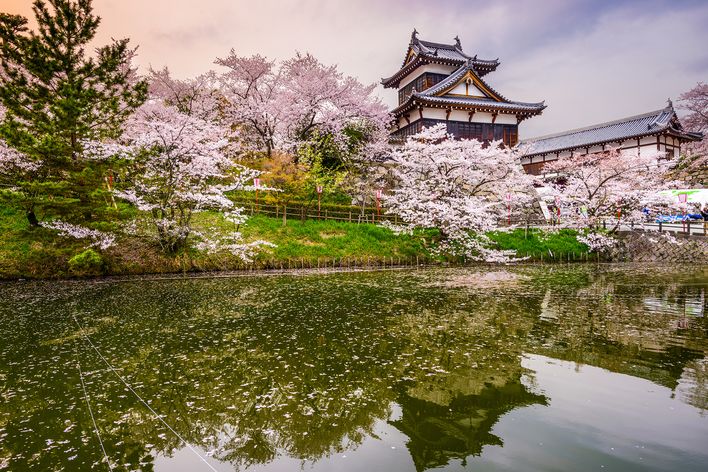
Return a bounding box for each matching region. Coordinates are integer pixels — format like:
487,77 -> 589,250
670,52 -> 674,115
701,205 -> 708,235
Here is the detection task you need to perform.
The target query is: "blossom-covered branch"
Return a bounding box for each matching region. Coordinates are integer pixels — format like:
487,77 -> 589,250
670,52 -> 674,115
91,70 -> 269,258
383,124 -> 538,261
41,220 -> 116,250
544,148 -> 680,231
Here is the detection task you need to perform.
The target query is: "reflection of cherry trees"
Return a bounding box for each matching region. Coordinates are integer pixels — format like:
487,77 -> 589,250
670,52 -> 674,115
678,358 -> 708,414
0,266 -> 706,471
527,267 -> 708,391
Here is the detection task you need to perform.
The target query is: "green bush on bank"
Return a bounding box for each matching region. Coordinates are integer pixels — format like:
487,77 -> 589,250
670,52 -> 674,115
68,249 -> 105,276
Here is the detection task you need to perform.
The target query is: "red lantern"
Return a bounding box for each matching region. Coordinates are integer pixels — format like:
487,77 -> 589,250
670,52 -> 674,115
376,189 -> 383,221
505,193 -> 512,226
317,186 -> 323,217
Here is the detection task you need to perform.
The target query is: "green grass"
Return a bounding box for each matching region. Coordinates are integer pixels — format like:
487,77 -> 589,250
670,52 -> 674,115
0,206 -> 88,279
0,208 -> 439,279
488,228 -> 590,261
0,206 -> 592,280
190,212 -> 437,267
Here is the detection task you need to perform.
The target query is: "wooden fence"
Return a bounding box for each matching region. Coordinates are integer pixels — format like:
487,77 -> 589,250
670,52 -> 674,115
233,198 -> 707,238
232,199 -> 401,224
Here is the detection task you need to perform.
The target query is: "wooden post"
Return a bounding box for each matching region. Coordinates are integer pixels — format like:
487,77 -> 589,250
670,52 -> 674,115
349,211 -> 352,222
283,205 -> 287,226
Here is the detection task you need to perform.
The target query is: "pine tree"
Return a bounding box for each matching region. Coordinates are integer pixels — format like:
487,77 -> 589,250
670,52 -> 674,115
0,0 -> 147,226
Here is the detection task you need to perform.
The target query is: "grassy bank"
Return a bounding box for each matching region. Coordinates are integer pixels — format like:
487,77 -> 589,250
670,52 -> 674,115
0,207 -> 590,279
488,228 -> 590,261
0,208 -> 437,279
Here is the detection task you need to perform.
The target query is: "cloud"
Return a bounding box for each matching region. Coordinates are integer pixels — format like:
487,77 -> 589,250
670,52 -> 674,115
3,0 -> 707,137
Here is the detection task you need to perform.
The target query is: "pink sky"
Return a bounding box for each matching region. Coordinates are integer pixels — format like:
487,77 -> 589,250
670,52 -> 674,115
4,0 -> 708,138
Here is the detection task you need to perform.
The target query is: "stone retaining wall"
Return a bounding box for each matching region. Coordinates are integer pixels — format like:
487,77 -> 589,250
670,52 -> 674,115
609,231 -> 708,263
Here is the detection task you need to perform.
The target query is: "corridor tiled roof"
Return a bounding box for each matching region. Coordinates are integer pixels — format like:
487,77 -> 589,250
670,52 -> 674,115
521,103 -> 703,156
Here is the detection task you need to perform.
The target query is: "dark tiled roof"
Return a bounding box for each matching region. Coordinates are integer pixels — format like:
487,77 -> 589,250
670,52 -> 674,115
521,103 -> 702,156
417,39 -> 470,62
392,94 -> 545,117
382,31 -> 499,88
391,60 -> 545,117
411,95 -> 545,112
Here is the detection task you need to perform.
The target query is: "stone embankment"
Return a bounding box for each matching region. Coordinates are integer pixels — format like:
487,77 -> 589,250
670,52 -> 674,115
610,231 -> 708,263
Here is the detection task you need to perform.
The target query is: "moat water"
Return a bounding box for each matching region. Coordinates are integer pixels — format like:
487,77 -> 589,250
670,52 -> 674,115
1,265 -> 707,471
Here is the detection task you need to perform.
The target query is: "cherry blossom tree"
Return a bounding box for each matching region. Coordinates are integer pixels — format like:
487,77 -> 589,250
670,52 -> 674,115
0,120 -> 39,179
383,124 -> 538,261
280,53 -> 389,155
93,70 -> 271,258
678,83 -> 707,169
214,51 -> 389,161
543,148 -> 680,232
214,53 -> 281,156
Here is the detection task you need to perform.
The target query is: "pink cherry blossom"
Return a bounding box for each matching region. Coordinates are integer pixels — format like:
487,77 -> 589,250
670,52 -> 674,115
383,124 -> 537,262
90,71 -> 266,257
214,51 -> 389,158
543,148 -> 681,231
41,220 -> 116,250
678,83 -> 707,168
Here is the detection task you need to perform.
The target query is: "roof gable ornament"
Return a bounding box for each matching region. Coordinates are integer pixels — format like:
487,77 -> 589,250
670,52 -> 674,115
411,28 -> 419,42
454,35 -> 462,49
424,64 -> 507,102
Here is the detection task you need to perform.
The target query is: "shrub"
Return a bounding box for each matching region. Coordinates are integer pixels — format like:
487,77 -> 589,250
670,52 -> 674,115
68,249 -> 105,276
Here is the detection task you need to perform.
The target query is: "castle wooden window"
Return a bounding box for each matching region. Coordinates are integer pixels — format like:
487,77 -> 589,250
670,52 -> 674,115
398,73 -> 448,104
393,119 -> 519,147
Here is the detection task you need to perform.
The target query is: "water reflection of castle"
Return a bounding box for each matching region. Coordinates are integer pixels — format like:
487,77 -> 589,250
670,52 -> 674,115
388,277 -> 707,471
391,376 -> 547,471
3,268 -> 706,472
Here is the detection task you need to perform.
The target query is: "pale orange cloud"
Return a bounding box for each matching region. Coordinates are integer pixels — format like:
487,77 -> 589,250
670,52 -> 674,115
2,0 -> 707,139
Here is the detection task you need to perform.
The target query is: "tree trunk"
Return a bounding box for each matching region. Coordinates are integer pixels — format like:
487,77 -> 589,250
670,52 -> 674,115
27,210 -> 39,227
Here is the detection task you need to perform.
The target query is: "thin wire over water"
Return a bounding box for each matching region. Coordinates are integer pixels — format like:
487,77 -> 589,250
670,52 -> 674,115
76,342 -> 114,471
71,314 -> 219,472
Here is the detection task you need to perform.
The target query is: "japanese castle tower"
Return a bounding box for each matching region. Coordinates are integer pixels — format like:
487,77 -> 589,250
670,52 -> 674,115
382,30 -> 546,146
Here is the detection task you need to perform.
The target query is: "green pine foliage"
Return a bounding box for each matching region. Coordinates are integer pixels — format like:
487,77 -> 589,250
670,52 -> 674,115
0,0 -> 147,227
